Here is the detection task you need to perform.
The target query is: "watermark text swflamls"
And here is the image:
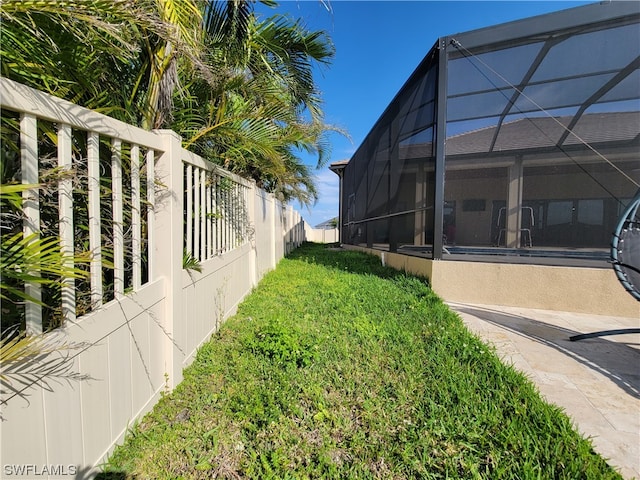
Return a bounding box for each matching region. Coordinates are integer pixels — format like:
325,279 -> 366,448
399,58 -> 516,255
3,464 -> 78,476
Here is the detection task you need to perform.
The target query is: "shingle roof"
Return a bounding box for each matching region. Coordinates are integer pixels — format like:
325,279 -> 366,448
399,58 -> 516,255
398,111 -> 640,160
449,111 -> 639,155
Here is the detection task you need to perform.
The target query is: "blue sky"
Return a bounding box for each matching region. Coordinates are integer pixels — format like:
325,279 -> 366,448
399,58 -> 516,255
255,0 -> 594,227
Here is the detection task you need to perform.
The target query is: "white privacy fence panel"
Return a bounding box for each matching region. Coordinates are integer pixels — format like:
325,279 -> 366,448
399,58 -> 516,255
180,245 -> 255,367
0,281 -> 168,474
285,208 -> 305,254
305,226 -> 339,244
0,77 -> 315,478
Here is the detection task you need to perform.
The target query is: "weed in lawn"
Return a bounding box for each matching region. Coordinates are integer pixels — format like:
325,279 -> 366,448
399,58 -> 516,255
242,318 -> 317,368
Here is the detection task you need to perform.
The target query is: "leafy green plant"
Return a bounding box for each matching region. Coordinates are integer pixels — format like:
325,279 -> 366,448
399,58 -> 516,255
1,0 -> 346,206
0,232 -> 91,305
242,318 -> 316,368
182,250 -> 202,273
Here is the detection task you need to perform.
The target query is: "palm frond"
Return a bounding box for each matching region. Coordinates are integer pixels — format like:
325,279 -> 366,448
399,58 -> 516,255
0,233 -> 92,306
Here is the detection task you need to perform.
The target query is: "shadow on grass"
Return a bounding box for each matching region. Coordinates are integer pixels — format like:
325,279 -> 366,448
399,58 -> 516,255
71,465 -> 130,480
289,243 -> 420,281
93,472 -> 129,479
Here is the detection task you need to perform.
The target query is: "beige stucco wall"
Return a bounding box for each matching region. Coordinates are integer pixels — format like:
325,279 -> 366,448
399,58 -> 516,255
343,245 -> 639,317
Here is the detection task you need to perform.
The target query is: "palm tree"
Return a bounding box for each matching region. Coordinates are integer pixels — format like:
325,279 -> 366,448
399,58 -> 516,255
1,0 -> 340,204
132,0 -> 207,129
173,2 -> 341,205
1,0 -> 209,124
1,0 -> 145,122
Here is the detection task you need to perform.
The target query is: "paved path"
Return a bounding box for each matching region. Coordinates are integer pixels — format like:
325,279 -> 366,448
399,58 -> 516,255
448,302 -> 640,480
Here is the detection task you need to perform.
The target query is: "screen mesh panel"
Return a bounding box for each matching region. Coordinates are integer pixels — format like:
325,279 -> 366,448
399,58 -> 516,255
340,2 -> 639,264
342,51 -> 438,251
444,8 -> 639,254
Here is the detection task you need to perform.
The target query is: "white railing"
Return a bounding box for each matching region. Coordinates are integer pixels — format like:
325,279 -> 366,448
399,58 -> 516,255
3,78 -> 164,335
0,77 -> 317,477
183,150 -> 252,261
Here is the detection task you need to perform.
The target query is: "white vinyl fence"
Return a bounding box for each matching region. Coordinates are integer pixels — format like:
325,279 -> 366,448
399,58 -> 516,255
304,227 -> 339,244
0,77 -> 316,478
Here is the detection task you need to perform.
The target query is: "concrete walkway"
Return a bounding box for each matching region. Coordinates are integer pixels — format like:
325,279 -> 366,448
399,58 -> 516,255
447,302 -> 640,480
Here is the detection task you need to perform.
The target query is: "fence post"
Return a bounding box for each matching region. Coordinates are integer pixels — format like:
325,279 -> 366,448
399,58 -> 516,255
153,129 -> 184,388
248,181 -> 258,288
270,195 -> 277,269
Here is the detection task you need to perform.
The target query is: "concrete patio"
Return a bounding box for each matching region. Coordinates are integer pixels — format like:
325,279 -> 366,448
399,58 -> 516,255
448,302 -> 640,479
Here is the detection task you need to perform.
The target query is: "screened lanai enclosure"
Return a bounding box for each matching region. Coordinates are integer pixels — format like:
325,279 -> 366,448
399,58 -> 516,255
334,1 -> 640,268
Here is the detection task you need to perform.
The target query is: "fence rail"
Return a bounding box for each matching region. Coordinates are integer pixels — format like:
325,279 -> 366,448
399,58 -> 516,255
0,77 -> 330,477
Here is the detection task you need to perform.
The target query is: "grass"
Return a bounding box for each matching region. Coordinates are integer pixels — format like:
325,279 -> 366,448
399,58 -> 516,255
102,243 -> 621,479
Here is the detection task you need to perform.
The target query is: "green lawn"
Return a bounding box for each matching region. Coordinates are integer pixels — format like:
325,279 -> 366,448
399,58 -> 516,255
102,243 -> 620,479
